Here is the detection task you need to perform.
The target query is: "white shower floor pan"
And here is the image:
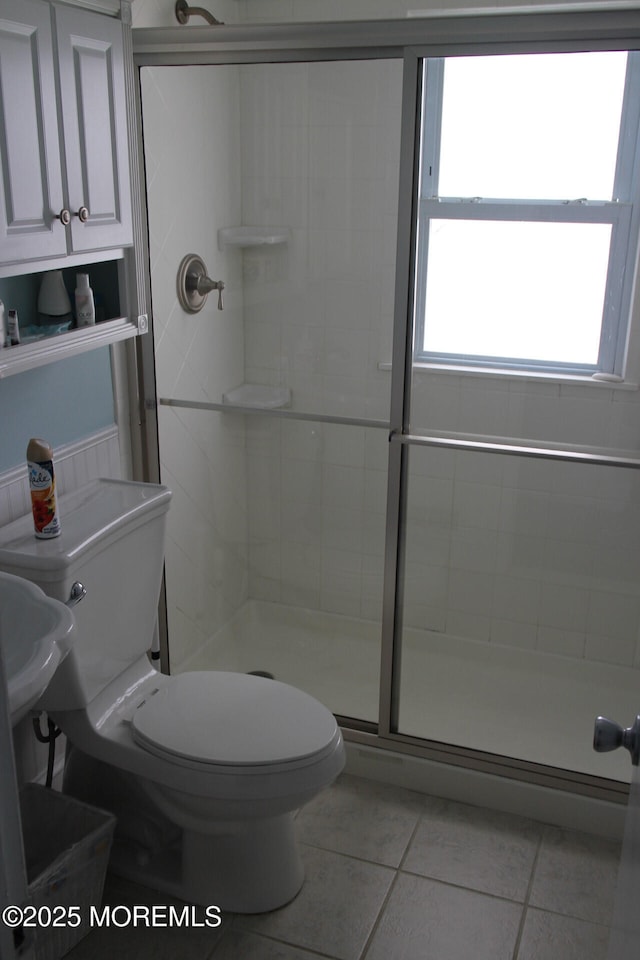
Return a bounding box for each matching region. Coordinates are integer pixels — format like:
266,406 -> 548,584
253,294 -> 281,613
177,600 -> 639,784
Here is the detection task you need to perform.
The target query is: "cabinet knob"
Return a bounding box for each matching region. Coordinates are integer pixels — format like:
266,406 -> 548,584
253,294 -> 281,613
75,206 -> 90,223
56,209 -> 71,226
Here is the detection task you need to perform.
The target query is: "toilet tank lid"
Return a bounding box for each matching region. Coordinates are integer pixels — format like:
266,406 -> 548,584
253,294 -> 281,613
0,479 -> 171,575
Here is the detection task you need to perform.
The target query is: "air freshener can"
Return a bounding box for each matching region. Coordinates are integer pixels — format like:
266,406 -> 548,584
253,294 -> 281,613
27,438 -> 61,539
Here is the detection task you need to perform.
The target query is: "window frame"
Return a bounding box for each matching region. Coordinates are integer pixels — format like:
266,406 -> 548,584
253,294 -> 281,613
413,52 -> 640,377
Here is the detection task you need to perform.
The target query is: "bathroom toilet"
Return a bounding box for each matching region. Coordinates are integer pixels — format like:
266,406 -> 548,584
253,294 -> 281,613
0,479 -> 345,912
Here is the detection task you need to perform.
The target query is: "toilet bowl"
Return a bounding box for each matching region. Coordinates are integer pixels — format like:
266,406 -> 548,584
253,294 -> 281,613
0,479 -> 345,912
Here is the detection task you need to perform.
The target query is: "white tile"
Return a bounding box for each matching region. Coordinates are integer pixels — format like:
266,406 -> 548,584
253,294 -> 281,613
448,569 -> 495,618
403,563 -> 449,609
491,618 -> 538,651
238,846 -> 393,960
403,799 -> 541,901
584,633 -> 636,666
530,826 -> 621,925
499,488 -> 549,537
321,506 -> 364,552
517,909 -> 610,960
446,610 -> 492,641
587,590 -> 640,643
536,626 -> 586,659
538,582 -> 590,633
296,774 -> 424,867
493,575 -> 541,624
322,463 -> 365,511
211,932 -> 323,960
450,527 -> 497,575
495,532 -> 546,578
366,873 -> 522,960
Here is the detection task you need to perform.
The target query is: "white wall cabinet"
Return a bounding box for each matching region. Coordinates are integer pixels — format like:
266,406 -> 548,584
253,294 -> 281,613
0,0 -> 132,267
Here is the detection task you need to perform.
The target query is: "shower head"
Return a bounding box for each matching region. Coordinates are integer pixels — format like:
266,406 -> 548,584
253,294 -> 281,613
175,1 -> 223,25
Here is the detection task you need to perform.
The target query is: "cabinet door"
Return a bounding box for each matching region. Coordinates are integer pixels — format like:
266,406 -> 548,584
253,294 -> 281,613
0,0 -> 67,263
54,4 -> 133,253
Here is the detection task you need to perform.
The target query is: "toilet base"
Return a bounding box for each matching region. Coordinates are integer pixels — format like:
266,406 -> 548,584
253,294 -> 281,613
107,813 -> 304,913
63,746 -> 305,913
182,813 -> 304,912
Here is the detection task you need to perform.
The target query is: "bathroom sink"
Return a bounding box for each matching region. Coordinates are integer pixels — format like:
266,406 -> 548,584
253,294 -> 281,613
0,572 -> 75,725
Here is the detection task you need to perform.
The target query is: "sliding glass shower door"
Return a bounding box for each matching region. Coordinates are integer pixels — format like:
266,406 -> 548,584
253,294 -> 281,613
137,16 -> 640,791
388,47 -> 640,788
141,57 -> 403,724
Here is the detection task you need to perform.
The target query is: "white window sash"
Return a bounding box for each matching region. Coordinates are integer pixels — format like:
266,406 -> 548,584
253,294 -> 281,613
413,50 -> 640,376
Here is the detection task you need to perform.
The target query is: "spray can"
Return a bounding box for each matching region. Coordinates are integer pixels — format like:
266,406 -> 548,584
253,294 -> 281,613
27,438 -> 61,539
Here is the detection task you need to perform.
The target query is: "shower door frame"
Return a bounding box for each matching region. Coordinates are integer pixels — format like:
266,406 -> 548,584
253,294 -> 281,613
132,8 -> 640,805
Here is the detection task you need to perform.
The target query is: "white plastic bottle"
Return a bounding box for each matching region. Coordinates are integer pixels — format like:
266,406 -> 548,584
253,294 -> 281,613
75,273 -> 95,327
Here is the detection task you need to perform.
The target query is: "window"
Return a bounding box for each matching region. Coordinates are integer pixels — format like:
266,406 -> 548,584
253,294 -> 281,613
414,51 -> 640,376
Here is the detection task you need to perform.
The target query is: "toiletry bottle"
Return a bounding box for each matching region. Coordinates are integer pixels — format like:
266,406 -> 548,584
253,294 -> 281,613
27,438 -> 61,539
75,273 -> 95,327
0,300 -> 5,349
7,309 -> 20,345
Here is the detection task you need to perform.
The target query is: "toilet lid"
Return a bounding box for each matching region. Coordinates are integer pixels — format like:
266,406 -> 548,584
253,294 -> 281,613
131,672 -> 339,767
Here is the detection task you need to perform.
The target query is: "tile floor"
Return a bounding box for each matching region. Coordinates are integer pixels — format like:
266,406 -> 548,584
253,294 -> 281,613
66,773 -> 621,960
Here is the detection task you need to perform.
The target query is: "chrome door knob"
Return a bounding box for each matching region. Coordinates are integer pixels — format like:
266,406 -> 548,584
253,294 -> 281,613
594,715 -> 640,765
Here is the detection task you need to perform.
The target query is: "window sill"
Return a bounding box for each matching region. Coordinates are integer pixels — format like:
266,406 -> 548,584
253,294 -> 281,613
377,361 -> 640,391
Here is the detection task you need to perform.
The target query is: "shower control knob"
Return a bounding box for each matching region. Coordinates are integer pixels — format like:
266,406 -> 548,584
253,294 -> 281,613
594,715 -> 640,766
177,254 -> 225,313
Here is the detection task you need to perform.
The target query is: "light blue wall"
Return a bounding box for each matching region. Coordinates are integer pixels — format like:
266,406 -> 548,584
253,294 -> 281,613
0,267 -> 119,474
0,348 -> 115,472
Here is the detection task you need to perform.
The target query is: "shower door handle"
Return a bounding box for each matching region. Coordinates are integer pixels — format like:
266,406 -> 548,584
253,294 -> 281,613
593,715 -> 640,766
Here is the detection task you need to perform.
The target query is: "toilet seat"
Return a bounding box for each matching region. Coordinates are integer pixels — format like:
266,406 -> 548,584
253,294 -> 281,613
131,671 -> 340,771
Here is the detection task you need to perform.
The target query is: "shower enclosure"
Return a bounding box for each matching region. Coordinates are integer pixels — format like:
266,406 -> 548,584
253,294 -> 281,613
134,11 -> 640,800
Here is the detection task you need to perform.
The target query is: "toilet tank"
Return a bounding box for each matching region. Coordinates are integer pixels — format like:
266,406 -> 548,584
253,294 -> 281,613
0,479 -> 171,708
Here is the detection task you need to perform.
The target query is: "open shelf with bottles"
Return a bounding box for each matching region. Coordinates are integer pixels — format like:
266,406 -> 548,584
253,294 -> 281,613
0,260 -> 143,379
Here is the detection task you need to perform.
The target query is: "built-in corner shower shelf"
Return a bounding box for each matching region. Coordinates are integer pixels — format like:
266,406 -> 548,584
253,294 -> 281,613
222,384 -> 291,409
217,227 -> 291,251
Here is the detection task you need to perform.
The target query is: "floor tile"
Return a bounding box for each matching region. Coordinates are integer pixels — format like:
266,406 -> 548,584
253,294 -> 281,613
364,872 -> 523,960
516,908 -> 610,960
402,798 -> 541,900
529,826 -> 621,925
236,845 -> 394,960
295,774 -> 426,867
212,929 -> 337,959
65,875 -> 225,960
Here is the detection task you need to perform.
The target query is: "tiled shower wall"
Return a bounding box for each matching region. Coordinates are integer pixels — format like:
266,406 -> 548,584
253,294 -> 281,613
238,58 -> 640,672
137,14 -> 640,675
140,64 -> 248,671
238,59 -> 400,621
